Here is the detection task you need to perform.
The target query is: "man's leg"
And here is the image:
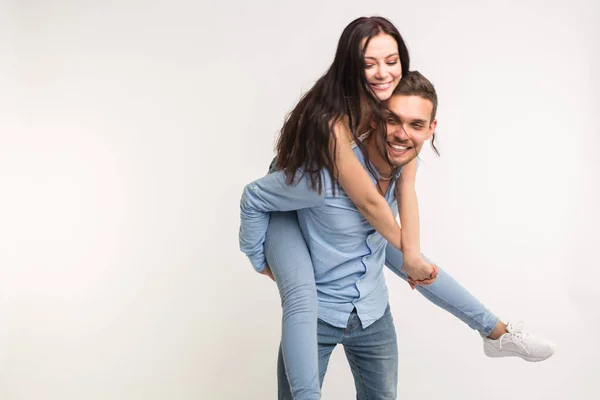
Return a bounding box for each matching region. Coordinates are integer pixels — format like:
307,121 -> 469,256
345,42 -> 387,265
342,306 -> 398,400
385,243 -> 555,361
277,317 -> 343,400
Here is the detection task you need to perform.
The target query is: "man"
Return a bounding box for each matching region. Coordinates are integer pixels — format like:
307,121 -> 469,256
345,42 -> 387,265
239,72 -> 554,399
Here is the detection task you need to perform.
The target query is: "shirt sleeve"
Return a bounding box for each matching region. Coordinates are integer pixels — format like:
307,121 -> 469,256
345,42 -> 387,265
239,169 -> 326,272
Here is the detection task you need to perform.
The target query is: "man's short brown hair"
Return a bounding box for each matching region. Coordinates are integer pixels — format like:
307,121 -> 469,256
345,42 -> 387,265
393,71 -> 438,121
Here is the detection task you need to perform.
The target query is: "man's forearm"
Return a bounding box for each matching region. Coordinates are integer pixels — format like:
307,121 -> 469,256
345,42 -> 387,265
239,169 -> 325,272
398,183 -> 421,258
396,160 -> 421,259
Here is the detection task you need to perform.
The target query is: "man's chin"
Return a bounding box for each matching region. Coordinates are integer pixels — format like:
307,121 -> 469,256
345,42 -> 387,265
389,153 -> 417,168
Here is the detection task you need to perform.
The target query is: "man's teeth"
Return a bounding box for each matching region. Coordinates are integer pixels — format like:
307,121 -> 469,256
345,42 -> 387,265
389,144 -> 409,151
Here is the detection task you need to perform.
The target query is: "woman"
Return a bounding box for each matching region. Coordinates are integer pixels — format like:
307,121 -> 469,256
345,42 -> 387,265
240,16 -> 553,400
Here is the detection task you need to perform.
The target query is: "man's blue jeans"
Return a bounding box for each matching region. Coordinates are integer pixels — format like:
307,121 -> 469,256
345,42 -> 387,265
277,305 -> 398,400
265,211 -> 499,399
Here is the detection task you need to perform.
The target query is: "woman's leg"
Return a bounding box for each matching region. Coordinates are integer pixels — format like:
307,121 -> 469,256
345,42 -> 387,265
384,243 -> 499,336
265,211 -> 320,400
384,244 -> 556,361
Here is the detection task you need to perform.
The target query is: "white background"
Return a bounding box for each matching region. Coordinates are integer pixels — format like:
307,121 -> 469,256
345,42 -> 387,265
1,0 -> 599,399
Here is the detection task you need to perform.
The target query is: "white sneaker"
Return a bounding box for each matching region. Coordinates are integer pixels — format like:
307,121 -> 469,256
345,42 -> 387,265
483,321 -> 555,362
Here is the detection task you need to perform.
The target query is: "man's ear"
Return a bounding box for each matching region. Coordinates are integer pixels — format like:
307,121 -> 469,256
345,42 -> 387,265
369,115 -> 377,130
426,119 -> 437,140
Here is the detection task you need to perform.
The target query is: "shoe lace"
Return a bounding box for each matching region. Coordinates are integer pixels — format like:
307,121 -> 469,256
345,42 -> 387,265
501,321 -> 531,354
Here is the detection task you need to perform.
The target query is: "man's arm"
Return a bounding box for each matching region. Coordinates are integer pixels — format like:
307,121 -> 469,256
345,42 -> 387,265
239,169 -> 325,272
395,158 -> 420,258
394,158 -> 438,287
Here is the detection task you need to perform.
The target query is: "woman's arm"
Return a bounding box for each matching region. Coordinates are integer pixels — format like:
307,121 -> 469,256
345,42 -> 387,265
239,170 -> 325,272
332,121 -> 403,250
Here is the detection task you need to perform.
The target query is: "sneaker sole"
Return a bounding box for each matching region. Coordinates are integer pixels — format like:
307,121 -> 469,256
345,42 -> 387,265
484,344 -> 555,362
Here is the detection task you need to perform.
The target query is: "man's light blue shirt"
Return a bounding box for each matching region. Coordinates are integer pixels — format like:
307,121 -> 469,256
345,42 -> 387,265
239,144 -> 400,328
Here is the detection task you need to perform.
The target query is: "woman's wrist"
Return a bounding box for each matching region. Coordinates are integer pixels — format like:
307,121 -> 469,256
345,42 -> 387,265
402,249 -> 421,261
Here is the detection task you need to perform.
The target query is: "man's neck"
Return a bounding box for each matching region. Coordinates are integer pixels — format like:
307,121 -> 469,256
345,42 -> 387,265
364,134 -> 395,179
358,97 -> 394,179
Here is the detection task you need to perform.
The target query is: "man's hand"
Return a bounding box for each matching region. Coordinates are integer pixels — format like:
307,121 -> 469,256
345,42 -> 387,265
402,257 -> 438,290
260,266 -> 275,281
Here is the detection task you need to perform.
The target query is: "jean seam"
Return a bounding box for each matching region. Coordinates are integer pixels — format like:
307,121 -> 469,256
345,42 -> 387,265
344,347 -> 370,400
266,226 -> 285,298
418,284 -> 494,336
267,224 -> 298,400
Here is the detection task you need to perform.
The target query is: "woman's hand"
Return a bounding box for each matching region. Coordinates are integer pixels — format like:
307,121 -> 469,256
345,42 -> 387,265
402,257 -> 438,290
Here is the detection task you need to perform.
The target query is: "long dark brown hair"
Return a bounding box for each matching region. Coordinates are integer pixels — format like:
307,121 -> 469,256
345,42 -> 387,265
275,16 -> 410,193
